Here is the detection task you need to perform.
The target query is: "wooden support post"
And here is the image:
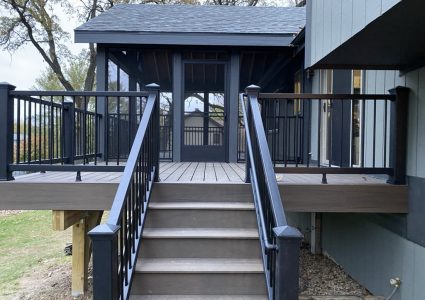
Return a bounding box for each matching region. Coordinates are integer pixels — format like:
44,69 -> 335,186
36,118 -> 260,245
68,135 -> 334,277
52,210 -> 88,231
310,212 -> 322,255
72,219 -> 88,297
68,211 -> 103,297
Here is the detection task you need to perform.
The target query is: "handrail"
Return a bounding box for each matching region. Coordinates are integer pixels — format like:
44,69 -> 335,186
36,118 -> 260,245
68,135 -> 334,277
241,85 -> 303,300
89,84 -> 160,300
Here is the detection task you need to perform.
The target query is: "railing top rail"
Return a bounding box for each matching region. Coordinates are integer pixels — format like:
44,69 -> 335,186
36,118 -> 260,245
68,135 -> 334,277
107,92 -> 156,226
10,90 -> 150,97
241,91 -> 287,227
259,92 -> 396,100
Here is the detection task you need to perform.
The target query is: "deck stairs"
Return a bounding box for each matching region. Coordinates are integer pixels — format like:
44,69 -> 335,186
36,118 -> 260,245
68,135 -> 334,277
129,183 -> 267,299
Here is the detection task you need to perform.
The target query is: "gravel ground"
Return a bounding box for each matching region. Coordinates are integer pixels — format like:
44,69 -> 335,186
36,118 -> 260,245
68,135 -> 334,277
299,248 -> 370,297
0,210 -> 23,218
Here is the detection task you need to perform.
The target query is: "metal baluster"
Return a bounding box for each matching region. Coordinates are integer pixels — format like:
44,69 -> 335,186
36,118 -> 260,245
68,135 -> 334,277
373,99 -> 377,168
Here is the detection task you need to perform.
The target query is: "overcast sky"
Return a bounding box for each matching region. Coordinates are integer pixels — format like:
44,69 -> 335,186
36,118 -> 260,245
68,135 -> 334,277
0,0 -> 291,90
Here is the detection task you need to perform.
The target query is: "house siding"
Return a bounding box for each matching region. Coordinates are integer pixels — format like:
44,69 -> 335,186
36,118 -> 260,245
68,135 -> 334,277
322,213 -> 425,300
306,0 -> 400,68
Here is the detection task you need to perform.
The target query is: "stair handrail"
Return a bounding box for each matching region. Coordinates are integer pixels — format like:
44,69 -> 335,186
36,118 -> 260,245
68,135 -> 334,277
241,85 -> 303,300
89,84 -> 160,300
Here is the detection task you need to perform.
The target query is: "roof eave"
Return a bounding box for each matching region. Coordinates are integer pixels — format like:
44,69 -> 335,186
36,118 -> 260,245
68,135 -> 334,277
74,31 -> 296,47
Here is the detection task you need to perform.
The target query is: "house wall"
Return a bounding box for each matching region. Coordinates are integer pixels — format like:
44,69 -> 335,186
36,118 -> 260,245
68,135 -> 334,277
305,0 -> 400,68
305,67 -> 425,299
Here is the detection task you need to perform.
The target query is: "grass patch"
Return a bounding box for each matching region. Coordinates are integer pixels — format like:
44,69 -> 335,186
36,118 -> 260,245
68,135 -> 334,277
0,211 -> 71,297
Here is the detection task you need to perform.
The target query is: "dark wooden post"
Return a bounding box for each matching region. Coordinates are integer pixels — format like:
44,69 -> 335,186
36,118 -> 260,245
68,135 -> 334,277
63,100 -> 75,164
388,86 -> 409,185
274,225 -> 303,300
244,85 -> 261,183
89,224 -> 120,300
146,83 -> 161,182
0,82 -> 16,181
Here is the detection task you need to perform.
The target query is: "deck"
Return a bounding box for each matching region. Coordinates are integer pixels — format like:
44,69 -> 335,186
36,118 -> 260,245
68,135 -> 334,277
0,162 -> 408,213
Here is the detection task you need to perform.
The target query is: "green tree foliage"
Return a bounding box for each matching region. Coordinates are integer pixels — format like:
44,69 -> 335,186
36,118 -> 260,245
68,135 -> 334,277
34,50 -> 92,91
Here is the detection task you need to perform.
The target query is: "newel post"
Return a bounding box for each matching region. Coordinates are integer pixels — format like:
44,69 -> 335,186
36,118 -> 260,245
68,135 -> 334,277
388,86 -> 409,185
89,224 -> 120,300
0,82 -> 16,181
244,85 -> 261,183
146,83 -> 161,182
274,225 -> 303,300
63,99 -> 75,164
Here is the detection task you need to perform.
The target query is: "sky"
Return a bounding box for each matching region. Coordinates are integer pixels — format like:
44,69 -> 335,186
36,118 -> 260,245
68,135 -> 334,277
0,0 -> 292,90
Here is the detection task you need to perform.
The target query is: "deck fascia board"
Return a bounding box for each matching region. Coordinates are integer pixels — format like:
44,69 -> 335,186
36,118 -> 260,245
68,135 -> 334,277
0,181 -> 408,213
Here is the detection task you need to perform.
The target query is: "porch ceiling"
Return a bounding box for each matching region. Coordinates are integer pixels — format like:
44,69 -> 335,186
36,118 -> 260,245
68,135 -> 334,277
311,0 -> 425,71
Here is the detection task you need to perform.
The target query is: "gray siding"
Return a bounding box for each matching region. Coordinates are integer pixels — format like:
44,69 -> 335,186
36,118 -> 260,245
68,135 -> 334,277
306,0 -> 400,67
364,67 -> 425,179
322,213 -> 425,300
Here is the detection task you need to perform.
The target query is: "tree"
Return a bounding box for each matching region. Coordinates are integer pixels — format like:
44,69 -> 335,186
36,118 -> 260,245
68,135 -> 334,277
34,50 -> 92,90
1,0 -> 291,95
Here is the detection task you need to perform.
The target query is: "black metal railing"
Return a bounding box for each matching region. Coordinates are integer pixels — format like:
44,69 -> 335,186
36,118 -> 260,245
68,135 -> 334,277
0,82 -> 158,180
238,86 -> 409,184
89,84 -> 160,300
241,85 -> 303,300
184,126 -> 224,146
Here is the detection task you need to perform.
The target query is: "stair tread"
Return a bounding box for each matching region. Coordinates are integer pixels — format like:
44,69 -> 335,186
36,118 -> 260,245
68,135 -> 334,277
143,228 -> 259,239
149,202 -> 254,210
136,258 -> 264,273
130,296 -> 267,300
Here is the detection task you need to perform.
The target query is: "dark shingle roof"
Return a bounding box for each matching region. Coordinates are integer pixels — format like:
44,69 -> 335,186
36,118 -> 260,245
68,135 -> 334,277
75,4 -> 305,35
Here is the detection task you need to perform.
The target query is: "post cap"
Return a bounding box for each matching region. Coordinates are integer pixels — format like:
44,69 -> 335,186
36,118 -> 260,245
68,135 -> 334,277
245,85 -> 261,95
88,223 -> 120,238
388,86 -> 410,96
145,83 -> 160,90
0,82 -> 16,90
273,225 -> 303,239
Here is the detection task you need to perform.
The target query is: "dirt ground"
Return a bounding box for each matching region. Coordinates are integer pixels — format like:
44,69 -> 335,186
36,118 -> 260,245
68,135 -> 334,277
8,249 -> 372,300
11,259 -> 93,300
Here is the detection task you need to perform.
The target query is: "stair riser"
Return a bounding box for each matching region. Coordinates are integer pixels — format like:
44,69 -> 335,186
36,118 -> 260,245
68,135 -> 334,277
132,273 -> 267,295
152,183 -> 252,203
139,238 -> 261,259
145,210 -> 257,228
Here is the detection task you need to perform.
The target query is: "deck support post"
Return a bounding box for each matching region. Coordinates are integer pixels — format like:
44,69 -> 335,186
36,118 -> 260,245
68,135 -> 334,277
244,85 -> 262,183
146,83 -> 161,182
388,86 -> 409,185
89,224 -> 120,300
0,82 -> 16,181
70,211 -> 103,297
273,225 -> 303,300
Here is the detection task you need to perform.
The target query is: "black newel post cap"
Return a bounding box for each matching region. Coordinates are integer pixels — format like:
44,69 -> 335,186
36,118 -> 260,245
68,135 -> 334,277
245,84 -> 261,95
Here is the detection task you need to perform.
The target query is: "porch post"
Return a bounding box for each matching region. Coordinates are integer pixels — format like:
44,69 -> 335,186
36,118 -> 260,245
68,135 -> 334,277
228,53 -> 240,162
96,45 -> 108,161
63,100 -> 75,164
0,82 -> 16,181
388,86 -> 409,185
172,52 -> 182,161
146,83 -> 161,182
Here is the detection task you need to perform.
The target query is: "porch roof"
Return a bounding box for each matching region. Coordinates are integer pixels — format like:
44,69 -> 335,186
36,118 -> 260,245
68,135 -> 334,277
74,4 -> 305,47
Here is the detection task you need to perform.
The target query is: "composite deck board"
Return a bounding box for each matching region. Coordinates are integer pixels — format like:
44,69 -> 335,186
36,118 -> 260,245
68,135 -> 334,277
2,163 -> 408,213
12,163 -> 390,185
